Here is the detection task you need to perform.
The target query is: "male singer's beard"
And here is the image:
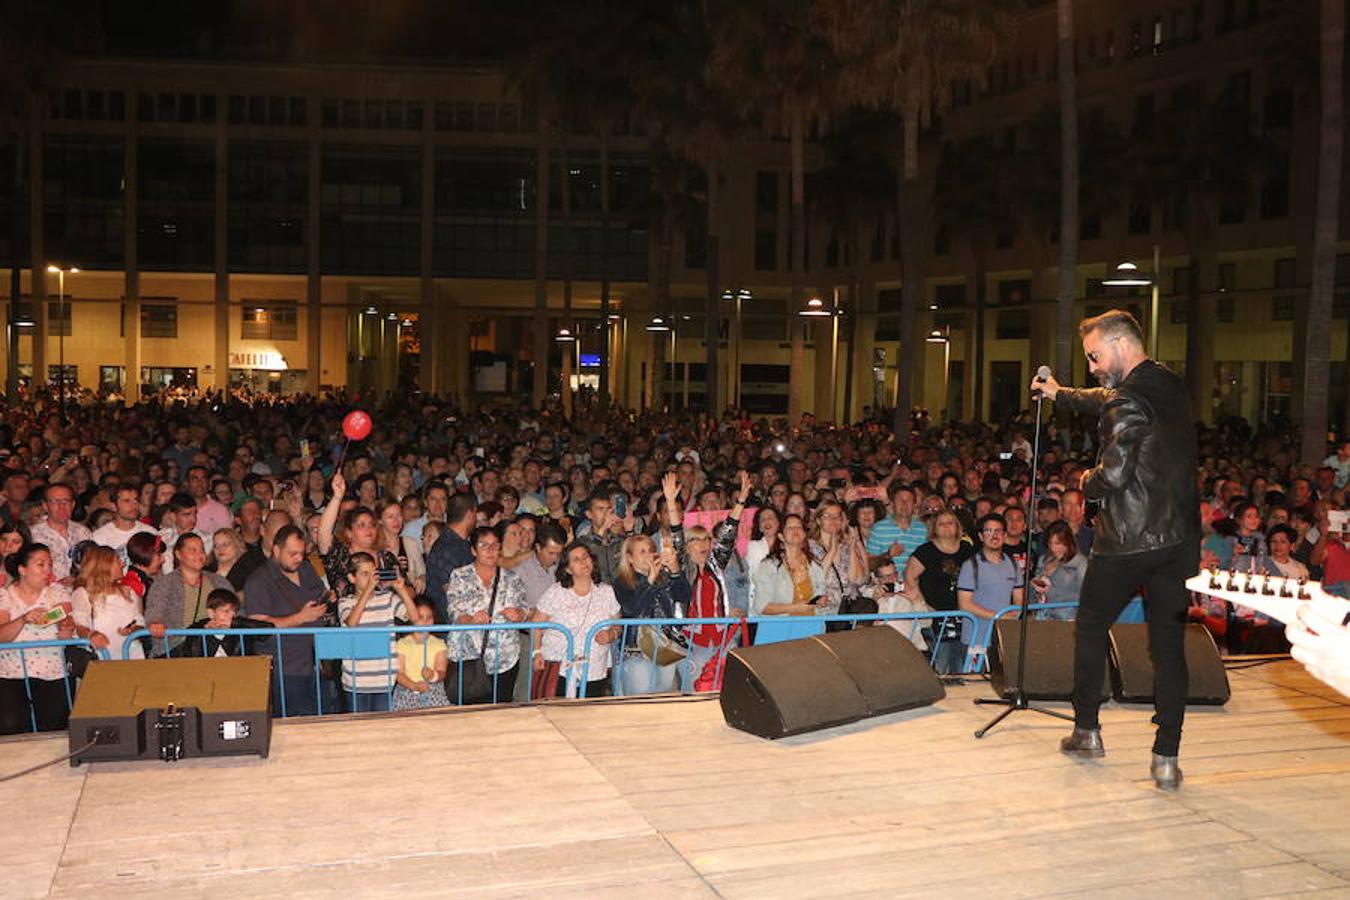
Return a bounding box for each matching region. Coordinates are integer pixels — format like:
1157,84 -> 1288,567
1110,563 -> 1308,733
1094,367 -> 1123,389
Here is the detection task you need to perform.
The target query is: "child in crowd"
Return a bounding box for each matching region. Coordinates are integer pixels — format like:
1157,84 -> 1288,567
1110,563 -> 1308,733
177,589 -> 266,658
392,597 -> 449,710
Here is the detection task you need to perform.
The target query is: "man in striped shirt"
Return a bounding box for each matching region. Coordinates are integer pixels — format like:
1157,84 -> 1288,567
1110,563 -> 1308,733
865,482 -> 928,574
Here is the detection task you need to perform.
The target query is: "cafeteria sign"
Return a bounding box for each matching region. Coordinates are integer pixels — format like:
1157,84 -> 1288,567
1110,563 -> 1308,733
229,351 -> 287,370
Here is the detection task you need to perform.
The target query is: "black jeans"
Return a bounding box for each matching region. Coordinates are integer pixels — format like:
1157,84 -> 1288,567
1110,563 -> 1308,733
1073,541 -> 1197,756
0,677 -> 73,734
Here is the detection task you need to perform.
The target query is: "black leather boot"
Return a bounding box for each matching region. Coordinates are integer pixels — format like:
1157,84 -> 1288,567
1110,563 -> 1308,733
1059,727 -> 1106,758
1151,754 -> 1183,791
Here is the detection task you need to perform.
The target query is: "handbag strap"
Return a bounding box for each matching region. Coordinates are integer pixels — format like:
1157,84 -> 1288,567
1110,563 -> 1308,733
479,567 -> 500,656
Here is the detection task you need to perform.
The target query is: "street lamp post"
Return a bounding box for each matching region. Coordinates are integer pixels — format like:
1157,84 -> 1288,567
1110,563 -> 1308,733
1103,248 -> 1160,357
926,328 -> 950,422
46,265 -> 79,425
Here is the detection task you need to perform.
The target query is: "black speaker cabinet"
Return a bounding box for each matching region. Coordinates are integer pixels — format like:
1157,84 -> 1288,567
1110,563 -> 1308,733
69,657 -> 273,765
719,627 -> 944,739
988,619 -> 1111,702
1108,622 -> 1231,705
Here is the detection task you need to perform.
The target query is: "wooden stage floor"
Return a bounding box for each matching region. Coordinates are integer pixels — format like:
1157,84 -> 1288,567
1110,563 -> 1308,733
6,660 -> 1350,899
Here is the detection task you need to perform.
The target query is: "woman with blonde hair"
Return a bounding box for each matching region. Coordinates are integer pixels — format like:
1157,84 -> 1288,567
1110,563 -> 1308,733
70,545 -> 145,660
613,475 -> 692,695
903,509 -> 974,674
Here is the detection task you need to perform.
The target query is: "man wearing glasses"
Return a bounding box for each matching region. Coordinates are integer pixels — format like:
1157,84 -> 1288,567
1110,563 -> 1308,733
31,483 -> 91,581
956,513 -> 1023,642
1032,309 -> 1198,791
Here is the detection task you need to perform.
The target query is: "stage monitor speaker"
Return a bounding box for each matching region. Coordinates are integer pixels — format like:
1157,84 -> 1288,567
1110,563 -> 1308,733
1108,623 -> 1230,705
988,619 -> 1111,703
69,657 -> 273,765
719,627 -> 944,739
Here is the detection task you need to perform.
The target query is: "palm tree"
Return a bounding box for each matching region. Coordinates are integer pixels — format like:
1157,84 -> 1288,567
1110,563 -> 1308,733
1130,88 -> 1281,422
1300,0 -> 1344,462
709,0 -> 844,423
934,136 -> 1014,421
809,108 -> 895,420
1268,0 -> 1346,458
818,0 -> 1018,440
1054,0 -> 1078,383
0,1 -> 74,403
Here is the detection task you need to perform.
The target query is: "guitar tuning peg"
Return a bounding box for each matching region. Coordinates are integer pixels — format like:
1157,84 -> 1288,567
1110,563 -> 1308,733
1225,569 -> 1240,592
1242,571 -> 1258,594
1297,576 -> 1311,600
1279,575 -> 1294,598
1208,567 -> 1222,590
1260,575 -> 1276,596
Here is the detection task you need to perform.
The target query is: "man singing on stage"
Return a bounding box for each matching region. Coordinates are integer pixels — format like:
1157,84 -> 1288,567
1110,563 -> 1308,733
1032,309 -> 1199,791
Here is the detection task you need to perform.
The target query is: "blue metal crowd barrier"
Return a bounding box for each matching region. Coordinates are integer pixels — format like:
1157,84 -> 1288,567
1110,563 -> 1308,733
960,601 -> 1081,671
122,622 -> 575,717
577,610 -> 985,698
1,638 -> 110,734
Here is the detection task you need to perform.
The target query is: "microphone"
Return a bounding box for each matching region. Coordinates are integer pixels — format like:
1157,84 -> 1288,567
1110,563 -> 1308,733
1032,365 -> 1052,399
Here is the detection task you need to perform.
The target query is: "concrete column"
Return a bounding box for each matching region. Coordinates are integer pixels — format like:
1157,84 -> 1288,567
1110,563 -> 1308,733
213,117 -> 229,390
123,128 -> 140,404
29,121 -> 46,386
306,138 -> 321,394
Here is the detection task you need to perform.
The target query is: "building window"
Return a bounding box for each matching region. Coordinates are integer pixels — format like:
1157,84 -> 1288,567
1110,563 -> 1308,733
228,140 -> 308,273
935,283 -> 966,308
756,171 -> 778,215
995,309 -> 1031,340
321,145 -> 421,276
1216,262 -> 1237,292
242,302 -> 298,340
1172,266 -> 1194,295
43,135 -> 126,268
46,300 -> 72,336
141,302 -> 177,338
996,278 -> 1031,305
138,138 -> 215,271
48,364 -> 78,387
1170,298 -> 1189,324
1260,177 -> 1289,219
754,228 -> 777,271
1274,257 -> 1296,289
99,365 -> 125,392
1271,296 -> 1295,321
1217,296 -> 1235,322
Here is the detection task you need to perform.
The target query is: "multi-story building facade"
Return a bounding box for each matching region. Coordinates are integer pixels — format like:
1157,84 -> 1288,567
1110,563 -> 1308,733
2,0 -> 1346,427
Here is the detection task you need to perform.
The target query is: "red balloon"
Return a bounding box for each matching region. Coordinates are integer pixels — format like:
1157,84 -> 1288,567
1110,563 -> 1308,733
342,410 -> 372,441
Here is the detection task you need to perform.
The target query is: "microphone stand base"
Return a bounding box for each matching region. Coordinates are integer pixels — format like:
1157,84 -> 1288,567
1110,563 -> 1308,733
972,691 -> 1074,739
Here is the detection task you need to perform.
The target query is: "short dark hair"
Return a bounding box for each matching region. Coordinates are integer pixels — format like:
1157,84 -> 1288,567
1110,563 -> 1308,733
976,513 -> 1007,537
168,492 -> 196,512
447,492 -> 477,526
886,481 -> 915,502
1267,524 -> 1297,545
272,524 -> 305,550
205,588 -> 240,611
535,520 -> 567,549
1079,308 -> 1144,346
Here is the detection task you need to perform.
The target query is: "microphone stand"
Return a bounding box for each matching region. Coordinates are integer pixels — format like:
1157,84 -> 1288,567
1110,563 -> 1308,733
973,382 -> 1073,738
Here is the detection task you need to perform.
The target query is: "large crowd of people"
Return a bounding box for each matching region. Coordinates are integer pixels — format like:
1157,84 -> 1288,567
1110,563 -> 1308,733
0,384 -> 1345,732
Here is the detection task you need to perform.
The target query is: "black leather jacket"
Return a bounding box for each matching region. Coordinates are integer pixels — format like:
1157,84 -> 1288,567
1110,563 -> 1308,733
1055,359 -> 1198,557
